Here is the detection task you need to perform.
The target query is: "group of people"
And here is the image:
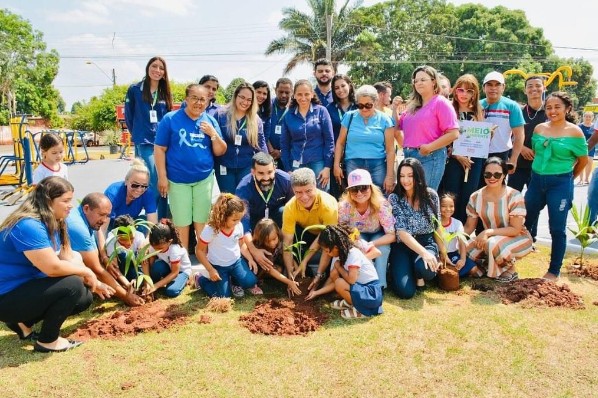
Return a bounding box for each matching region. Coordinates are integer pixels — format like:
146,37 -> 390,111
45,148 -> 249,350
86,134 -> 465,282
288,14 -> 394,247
1,55 -> 592,352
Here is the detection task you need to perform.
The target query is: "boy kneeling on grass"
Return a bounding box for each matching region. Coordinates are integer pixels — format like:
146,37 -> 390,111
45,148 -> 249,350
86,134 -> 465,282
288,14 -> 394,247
307,225 -> 383,319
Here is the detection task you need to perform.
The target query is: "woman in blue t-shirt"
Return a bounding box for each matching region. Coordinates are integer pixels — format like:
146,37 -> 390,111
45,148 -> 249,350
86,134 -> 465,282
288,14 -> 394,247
0,177 -> 112,353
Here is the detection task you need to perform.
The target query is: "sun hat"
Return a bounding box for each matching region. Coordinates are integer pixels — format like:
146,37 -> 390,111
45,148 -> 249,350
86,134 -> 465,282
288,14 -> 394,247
347,169 -> 373,189
483,71 -> 505,85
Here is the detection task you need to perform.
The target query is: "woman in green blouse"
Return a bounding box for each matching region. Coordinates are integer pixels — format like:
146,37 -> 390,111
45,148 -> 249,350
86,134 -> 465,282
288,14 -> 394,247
524,91 -> 588,280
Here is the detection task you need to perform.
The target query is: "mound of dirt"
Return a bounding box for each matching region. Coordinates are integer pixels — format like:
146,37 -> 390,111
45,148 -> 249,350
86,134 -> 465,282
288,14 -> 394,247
239,298 -> 328,336
495,278 -> 585,309
568,262 -> 598,281
69,301 -> 188,340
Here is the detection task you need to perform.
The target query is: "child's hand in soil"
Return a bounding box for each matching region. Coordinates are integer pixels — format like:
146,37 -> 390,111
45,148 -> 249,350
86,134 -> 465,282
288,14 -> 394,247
287,279 -> 301,296
208,269 -> 222,282
293,261 -> 307,279
305,289 -> 319,301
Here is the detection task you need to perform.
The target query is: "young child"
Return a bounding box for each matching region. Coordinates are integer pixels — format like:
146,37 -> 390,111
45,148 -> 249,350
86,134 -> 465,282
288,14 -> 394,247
252,219 -> 301,295
439,193 -> 482,277
105,215 -> 147,286
196,193 -> 259,298
315,225 -> 383,319
33,133 -> 68,184
143,218 -> 191,298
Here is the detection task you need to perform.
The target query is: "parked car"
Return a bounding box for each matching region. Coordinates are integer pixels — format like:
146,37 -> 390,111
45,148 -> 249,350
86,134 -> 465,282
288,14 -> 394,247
75,131 -> 99,147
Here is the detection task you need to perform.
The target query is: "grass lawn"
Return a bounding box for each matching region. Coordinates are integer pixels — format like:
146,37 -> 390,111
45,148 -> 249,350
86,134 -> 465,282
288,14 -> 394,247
1,246 -> 597,398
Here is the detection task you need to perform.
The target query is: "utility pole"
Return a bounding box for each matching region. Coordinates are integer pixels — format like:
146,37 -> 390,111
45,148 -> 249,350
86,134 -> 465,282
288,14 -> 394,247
112,68 -> 116,87
325,14 -> 333,61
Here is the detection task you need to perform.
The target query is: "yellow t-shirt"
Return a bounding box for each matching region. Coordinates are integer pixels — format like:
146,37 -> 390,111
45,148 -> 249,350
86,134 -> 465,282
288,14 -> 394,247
282,190 -> 338,235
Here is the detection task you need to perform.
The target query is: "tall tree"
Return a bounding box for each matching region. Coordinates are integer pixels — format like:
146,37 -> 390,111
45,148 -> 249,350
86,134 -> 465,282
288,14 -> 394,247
265,0 -> 364,74
0,9 -> 63,126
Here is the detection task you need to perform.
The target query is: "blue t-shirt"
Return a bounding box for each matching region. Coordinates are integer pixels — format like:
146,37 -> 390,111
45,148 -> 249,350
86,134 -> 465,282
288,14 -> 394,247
0,218 -> 57,295
280,104 -> 334,172
341,110 -> 394,160
326,102 -> 357,141
124,80 -> 170,145
155,109 -> 222,183
67,206 -> 98,252
235,169 -> 294,233
267,101 -> 288,150
104,181 -> 157,223
214,109 -> 268,170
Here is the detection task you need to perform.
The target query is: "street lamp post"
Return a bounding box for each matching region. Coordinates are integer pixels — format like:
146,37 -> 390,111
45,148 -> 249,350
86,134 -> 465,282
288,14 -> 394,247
85,61 -> 116,87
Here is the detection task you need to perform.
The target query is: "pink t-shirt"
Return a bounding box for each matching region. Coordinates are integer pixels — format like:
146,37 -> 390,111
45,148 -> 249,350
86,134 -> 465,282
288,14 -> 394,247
399,95 -> 459,148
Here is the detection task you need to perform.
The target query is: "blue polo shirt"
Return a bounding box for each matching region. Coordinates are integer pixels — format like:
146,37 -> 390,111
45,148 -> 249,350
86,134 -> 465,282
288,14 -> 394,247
280,104 -> 334,172
0,219 -> 56,295
326,102 -> 357,140
258,106 -> 271,144
206,102 -> 220,117
235,169 -> 294,233
342,110 -> 394,160
214,109 -> 268,170
268,100 -> 289,150
315,86 -> 333,106
124,80 -> 170,145
155,108 -> 222,183
67,205 -> 98,252
104,181 -> 157,223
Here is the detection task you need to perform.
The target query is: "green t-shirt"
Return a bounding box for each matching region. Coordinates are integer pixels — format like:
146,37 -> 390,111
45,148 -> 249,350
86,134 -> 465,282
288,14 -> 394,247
531,133 -> 588,175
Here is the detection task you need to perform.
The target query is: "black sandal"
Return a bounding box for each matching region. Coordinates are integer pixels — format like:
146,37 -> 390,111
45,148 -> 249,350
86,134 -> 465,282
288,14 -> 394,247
33,339 -> 83,353
5,322 -> 38,341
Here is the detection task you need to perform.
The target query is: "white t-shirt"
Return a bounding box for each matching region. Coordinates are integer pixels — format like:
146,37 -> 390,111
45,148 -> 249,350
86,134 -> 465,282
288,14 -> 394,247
105,230 -> 146,257
149,243 -> 192,275
33,162 -> 68,184
442,217 -> 464,253
199,224 -> 244,267
332,247 -> 378,285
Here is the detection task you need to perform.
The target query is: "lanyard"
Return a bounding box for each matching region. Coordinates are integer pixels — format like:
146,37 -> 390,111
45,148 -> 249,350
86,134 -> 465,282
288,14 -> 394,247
274,106 -> 288,125
254,178 -> 275,204
238,118 -> 247,131
151,90 -> 158,110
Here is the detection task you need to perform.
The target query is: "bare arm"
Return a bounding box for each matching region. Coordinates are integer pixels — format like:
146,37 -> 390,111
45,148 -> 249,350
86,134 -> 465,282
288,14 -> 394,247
384,126 -> 396,193
154,144 -> 168,198
282,232 -> 295,277
25,248 -> 98,288
333,126 -> 348,182
508,125 -> 525,172
420,128 -> 459,155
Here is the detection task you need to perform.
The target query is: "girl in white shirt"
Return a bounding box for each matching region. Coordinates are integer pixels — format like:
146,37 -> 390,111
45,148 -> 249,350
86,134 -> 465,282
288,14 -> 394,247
33,133 -> 68,184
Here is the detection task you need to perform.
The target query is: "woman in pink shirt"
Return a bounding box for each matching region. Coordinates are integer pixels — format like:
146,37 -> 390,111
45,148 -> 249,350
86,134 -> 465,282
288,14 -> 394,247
395,65 -> 460,191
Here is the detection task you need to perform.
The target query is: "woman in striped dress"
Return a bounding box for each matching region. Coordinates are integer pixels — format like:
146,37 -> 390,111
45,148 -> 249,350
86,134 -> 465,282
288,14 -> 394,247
463,157 -> 533,282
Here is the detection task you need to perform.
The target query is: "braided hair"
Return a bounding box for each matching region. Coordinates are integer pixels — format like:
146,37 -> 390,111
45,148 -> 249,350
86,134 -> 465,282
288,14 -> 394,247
149,218 -> 181,246
318,224 -> 355,268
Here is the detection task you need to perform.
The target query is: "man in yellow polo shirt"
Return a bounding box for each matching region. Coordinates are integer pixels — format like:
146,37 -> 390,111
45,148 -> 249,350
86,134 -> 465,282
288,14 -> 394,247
282,168 -> 338,281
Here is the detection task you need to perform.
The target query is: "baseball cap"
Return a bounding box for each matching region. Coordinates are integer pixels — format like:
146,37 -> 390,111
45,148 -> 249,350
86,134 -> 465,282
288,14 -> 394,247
483,71 -> 505,85
347,169 -> 373,189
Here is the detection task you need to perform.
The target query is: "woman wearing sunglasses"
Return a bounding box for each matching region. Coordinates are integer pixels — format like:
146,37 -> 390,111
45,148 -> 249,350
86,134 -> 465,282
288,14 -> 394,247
395,65 -> 460,191
338,169 -> 396,289
333,85 -> 396,195
103,158 -> 159,233
388,158 -> 441,298
439,74 -> 486,222
463,157 -> 533,282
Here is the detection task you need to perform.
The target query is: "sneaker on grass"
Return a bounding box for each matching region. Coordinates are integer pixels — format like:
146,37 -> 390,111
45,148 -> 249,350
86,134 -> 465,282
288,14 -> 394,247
231,285 -> 245,298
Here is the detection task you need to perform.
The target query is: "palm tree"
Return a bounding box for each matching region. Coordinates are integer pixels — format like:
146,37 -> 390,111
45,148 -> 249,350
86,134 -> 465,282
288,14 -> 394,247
265,0 -> 363,74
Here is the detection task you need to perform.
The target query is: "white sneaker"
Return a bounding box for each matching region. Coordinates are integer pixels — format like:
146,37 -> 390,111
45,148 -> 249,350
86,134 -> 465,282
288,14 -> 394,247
231,285 -> 245,298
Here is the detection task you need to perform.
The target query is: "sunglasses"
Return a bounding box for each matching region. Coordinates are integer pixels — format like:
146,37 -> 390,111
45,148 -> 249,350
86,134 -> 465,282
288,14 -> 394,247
455,88 -> 475,95
130,183 -> 149,190
483,172 -> 503,180
356,103 -> 374,110
348,185 -> 370,194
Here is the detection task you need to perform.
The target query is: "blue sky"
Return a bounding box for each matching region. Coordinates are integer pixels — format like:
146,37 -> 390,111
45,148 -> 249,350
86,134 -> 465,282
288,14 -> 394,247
4,0 -> 598,108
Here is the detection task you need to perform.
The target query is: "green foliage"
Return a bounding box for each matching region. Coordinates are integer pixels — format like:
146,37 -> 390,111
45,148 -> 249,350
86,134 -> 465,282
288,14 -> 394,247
284,224 -> 326,265
568,204 -> 598,268
0,9 -> 63,126
70,85 -> 128,131
223,78 -> 247,103
433,216 -> 470,265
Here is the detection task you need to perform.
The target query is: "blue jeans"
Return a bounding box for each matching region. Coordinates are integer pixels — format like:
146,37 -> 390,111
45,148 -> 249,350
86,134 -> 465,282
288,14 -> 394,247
388,233 -> 438,299
135,144 -> 169,219
508,167 -> 532,193
588,167 -> 598,224
360,230 -> 391,288
403,147 -> 447,191
216,166 -> 251,194
447,251 -> 477,277
199,258 -> 258,298
149,259 -> 189,298
345,158 -> 387,193
524,171 -> 573,276
294,159 -> 328,192
440,156 -> 485,223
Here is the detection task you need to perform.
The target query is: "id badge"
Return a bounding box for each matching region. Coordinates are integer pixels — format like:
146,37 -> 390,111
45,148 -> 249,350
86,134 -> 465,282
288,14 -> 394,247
220,165 -> 227,175
264,208 -> 269,219
149,110 -> 158,123
275,125 -> 282,135
234,135 -> 242,146
292,160 -> 301,168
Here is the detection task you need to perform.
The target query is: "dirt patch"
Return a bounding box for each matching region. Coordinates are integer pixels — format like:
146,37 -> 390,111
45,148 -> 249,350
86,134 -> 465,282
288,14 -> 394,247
69,301 -> 189,340
198,314 -> 212,324
240,277 -> 328,336
471,282 -> 494,292
496,278 -> 585,309
568,259 -> 598,281
438,265 -> 460,291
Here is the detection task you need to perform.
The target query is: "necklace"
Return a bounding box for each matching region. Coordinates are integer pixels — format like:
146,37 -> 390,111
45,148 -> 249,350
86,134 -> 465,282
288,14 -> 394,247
525,104 -> 542,121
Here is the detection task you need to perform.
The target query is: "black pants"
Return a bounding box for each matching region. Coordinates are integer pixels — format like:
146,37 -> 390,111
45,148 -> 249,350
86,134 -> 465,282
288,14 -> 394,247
0,276 -> 93,343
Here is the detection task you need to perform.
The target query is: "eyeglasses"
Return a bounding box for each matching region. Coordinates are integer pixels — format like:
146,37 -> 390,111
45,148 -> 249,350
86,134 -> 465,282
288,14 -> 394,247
187,95 -> 206,104
412,77 -> 434,84
130,183 -> 149,190
455,88 -> 475,95
348,185 -> 370,194
237,94 -> 253,103
483,172 -> 503,180
356,103 -> 374,110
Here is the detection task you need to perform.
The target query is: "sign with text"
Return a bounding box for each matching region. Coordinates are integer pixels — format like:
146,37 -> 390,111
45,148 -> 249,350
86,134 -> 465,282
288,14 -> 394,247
452,120 -> 493,158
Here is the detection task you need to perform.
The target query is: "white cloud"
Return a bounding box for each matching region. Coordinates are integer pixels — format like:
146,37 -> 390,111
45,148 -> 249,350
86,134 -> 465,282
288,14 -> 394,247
47,2 -> 111,25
